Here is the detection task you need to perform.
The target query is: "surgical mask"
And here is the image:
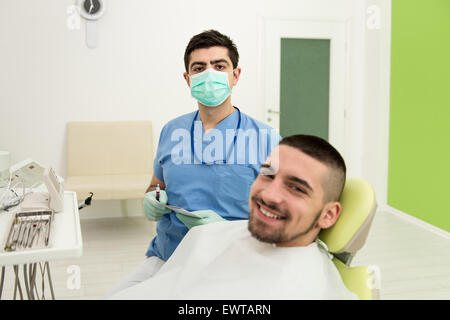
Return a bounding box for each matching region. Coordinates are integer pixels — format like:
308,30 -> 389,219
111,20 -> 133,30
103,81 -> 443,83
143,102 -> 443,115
189,68 -> 232,107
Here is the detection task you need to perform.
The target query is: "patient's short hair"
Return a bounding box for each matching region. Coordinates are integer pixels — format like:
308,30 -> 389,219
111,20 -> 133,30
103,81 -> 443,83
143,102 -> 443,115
279,135 -> 346,202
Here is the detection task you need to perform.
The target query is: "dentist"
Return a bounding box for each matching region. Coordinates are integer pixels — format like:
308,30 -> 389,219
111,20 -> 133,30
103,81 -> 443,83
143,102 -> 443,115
105,30 -> 280,297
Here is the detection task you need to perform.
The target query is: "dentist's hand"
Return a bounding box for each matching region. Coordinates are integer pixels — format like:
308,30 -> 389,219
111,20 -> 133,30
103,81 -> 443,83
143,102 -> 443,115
143,190 -> 171,221
176,210 -> 225,229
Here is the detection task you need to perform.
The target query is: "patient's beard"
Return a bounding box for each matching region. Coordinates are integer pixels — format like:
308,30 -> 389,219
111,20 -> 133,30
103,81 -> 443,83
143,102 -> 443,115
248,195 -> 322,245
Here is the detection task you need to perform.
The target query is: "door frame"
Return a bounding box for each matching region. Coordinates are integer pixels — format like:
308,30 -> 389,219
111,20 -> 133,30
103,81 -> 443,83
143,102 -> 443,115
258,17 -> 352,162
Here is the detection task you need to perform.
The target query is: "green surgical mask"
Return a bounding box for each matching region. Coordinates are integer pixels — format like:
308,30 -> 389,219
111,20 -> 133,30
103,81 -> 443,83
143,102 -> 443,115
189,69 -> 232,107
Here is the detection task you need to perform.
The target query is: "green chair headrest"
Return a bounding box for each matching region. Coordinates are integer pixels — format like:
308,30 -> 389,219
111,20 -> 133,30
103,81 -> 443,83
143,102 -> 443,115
319,178 -> 377,259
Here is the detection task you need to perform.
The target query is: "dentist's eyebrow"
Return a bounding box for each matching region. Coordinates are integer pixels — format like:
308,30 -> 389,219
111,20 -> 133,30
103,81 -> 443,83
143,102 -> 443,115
190,59 -> 229,70
210,59 -> 229,65
190,61 -> 207,70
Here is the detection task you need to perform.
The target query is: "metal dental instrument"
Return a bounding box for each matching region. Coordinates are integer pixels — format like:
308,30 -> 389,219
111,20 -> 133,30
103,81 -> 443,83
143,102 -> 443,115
28,221 -> 41,248
26,221 -> 36,248
16,219 -> 25,248
3,210 -> 53,252
22,220 -> 31,248
5,218 -> 17,251
45,218 -> 51,246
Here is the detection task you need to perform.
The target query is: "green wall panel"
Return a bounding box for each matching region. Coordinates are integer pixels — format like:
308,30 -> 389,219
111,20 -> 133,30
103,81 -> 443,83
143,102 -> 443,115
389,0 -> 450,232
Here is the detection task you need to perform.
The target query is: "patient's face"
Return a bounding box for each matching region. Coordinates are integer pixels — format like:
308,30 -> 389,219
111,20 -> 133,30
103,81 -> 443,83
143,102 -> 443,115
248,145 -> 328,247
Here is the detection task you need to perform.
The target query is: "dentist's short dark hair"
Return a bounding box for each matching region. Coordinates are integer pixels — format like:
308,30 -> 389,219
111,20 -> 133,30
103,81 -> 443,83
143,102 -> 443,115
184,30 -> 239,73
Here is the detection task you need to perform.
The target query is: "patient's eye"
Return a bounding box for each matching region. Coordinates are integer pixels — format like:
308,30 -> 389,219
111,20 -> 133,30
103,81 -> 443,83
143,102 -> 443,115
289,184 -> 306,194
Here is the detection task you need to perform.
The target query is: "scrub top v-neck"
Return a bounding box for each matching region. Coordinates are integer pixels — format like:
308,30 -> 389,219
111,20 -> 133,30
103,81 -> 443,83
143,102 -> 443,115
146,107 -> 281,261
190,107 -> 241,165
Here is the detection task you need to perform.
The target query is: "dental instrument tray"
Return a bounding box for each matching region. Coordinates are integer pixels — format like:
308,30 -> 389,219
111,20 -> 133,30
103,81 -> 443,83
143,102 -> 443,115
3,210 -> 54,252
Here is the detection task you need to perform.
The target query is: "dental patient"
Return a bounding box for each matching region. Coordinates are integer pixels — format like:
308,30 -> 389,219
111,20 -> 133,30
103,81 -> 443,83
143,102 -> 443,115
109,135 -> 357,299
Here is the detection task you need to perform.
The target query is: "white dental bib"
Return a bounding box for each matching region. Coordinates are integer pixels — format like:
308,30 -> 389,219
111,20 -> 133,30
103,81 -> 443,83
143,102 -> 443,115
111,220 -> 357,300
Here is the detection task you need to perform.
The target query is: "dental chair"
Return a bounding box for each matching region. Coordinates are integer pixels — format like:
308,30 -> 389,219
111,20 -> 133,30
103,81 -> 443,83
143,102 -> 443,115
319,178 -> 380,300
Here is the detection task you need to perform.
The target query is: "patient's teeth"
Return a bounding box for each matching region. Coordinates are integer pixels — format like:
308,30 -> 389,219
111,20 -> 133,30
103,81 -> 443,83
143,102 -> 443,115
260,207 -> 281,219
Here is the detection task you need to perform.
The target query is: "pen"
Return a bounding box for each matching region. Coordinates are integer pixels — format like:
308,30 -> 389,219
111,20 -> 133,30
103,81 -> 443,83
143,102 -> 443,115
156,184 -> 160,202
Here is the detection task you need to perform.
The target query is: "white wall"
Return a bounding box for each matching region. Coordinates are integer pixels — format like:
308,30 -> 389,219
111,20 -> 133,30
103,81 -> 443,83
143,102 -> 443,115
362,0 -> 391,207
0,0 -> 390,217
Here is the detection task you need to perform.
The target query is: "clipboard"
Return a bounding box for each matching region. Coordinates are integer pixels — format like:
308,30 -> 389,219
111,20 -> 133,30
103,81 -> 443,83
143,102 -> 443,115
162,204 -> 202,218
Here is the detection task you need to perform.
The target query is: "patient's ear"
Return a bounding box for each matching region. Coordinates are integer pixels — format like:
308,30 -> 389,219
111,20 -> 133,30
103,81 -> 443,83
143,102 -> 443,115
318,201 -> 341,230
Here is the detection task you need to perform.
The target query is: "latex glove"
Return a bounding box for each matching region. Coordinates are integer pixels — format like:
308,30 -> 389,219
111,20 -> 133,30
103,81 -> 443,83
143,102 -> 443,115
176,210 -> 225,229
143,190 -> 171,221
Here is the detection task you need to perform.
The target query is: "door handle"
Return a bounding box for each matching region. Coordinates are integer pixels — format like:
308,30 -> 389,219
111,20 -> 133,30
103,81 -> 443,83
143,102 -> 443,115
266,109 -> 280,123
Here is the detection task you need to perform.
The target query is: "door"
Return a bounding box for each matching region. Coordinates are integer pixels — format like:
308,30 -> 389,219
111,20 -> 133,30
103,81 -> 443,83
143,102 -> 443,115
263,19 -> 348,156
280,38 -> 330,140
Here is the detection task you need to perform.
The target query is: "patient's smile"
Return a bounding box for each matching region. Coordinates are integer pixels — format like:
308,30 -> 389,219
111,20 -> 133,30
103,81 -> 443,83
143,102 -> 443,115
255,200 -> 287,223
260,206 -> 282,219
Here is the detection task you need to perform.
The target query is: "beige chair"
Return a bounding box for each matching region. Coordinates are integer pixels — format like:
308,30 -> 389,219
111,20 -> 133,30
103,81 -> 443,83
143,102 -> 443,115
64,121 -> 153,205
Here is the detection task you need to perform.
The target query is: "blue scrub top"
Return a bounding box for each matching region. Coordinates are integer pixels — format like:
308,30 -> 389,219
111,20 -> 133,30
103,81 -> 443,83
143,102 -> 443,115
146,107 -> 281,261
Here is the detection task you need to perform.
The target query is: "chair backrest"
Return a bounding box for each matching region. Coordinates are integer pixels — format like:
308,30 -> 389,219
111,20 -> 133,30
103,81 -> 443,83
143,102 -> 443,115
319,178 -> 379,299
66,121 -> 154,176
319,178 -> 377,265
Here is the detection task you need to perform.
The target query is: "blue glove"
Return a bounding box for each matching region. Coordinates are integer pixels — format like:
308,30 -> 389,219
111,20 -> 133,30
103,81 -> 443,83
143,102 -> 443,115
143,190 -> 171,221
176,210 -> 225,229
